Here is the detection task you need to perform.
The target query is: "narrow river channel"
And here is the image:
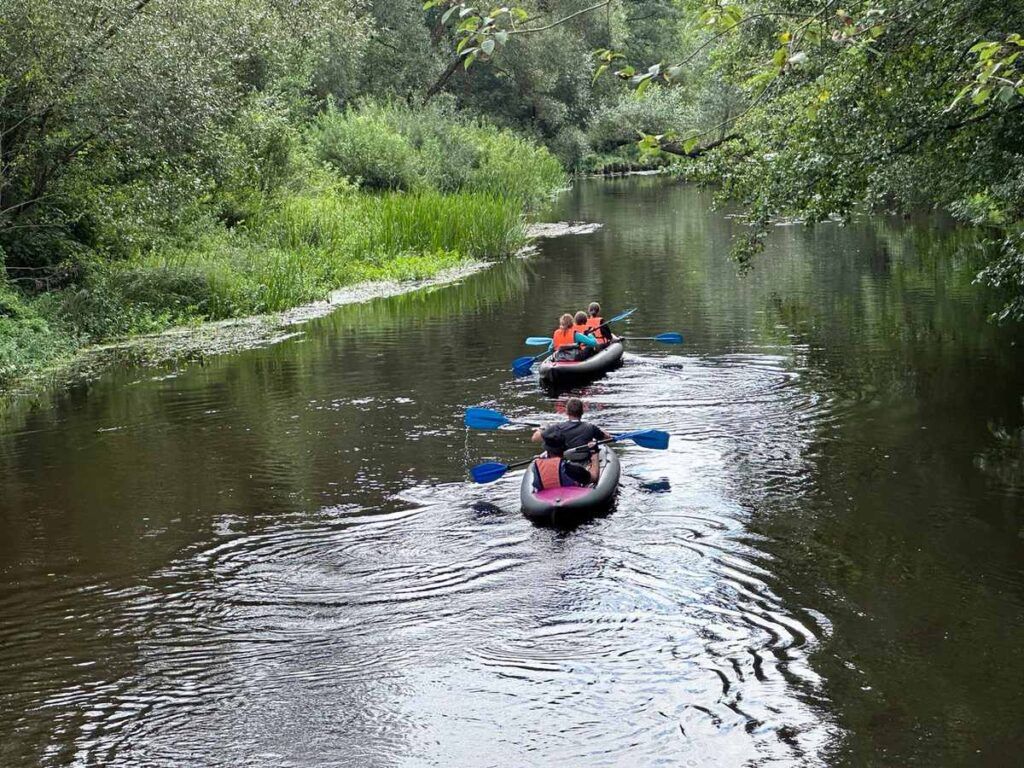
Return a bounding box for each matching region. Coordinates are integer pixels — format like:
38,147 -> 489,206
2,177 -> 1023,766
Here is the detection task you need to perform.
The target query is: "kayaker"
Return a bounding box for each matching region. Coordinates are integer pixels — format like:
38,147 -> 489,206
531,429 -> 599,491
531,397 -> 612,451
551,313 -> 578,361
572,310 -> 595,360
584,302 -> 611,344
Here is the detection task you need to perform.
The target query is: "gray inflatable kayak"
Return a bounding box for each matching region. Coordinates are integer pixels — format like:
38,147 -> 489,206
538,339 -> 624,385
519,445 -> 621,525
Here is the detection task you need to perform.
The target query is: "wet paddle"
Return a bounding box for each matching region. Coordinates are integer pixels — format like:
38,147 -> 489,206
620,332 -> 684,344
512,348 -> 553,376
468,429 -> 671,483
465,407 -> 540,430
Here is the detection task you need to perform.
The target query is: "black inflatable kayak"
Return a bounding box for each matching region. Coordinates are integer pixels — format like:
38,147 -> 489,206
538,339 -> 624,385
519,445 -> 621,525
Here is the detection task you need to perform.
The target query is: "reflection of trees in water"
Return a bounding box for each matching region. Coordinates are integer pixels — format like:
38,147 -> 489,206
976,418 -> 1024,494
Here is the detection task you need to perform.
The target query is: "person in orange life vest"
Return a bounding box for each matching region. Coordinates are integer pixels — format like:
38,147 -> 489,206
584,301 -> 611,344
551,313 -> 578,361
572,310 -> 596,360
531,429 -> 598,492
532,396 -> 612,452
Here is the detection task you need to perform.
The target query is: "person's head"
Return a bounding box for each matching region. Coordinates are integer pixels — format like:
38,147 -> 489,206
588,302 -> 601,317
559,313 -> 573,329
541,427 -> 566,457
574,311 -> 587,325
565,397 -> 584,419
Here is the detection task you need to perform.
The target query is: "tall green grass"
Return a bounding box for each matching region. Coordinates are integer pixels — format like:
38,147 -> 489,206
77,188 -> 530,324
4,102 -> 564,381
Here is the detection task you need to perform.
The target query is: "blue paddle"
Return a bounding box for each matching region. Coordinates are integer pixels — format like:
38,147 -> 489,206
465,407 -> 539,430
621,332 -> 684,344
512,347 -> 553,376
522,332 -> 599,348
468,429 -> 671,483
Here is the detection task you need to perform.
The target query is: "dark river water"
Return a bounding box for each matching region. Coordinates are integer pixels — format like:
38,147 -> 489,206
2,177 -> 1023,767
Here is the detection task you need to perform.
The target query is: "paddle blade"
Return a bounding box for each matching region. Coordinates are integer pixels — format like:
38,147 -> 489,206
465,407 -> 511,430
525,336 -> 553,346
608,307 -> 637,323
574,332 -> 598,348
654,332 -> 684,344
614,429 -> 671,450
512,356 -> 535,375
470,461 -> 510,484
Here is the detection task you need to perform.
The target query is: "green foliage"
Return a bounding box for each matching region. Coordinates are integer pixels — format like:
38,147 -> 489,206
0,284 -> 74,384
308,100 -> 564,203
647,0 -> 1024,321
309,106 -> 421,191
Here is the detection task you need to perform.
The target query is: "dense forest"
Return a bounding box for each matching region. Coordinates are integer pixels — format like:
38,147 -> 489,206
1,0 -> 1022,387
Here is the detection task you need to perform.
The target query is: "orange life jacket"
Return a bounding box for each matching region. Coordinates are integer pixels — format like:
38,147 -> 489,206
534,457 -> 565,490
572,323 -> 589,347
585,315 -> 607,340
552,327 -> 576,349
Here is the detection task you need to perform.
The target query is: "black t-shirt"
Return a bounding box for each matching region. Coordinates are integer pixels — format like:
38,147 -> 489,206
550,419 -> 605,449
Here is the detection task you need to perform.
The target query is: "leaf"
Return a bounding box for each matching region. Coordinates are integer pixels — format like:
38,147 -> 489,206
682,137 -> 700,154
592,63 -> 608,84
464,51 -> 478,69
494,30 -> 508,45
635,75 -> 652,97
442,6 -> 459,23
481,38 -> 495,55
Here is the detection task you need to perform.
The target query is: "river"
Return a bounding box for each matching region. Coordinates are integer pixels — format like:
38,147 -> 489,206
2,177 -> 1023,766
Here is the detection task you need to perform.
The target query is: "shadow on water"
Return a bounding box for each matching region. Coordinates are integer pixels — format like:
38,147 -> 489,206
0,176 -> 1023,766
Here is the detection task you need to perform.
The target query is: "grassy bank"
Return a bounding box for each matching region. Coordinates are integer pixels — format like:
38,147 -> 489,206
0,103 -> 564,390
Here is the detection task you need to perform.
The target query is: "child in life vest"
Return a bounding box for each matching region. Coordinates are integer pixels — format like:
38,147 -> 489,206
584,302 -> 611,344
551,313 -> 578,361
532,429 -> 599,491
572,311 -> 596,360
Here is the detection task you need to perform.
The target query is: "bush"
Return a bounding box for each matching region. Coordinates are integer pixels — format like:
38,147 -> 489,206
307,100 -> 565,205
0,283 -> 74,386
308,105 -> 420,191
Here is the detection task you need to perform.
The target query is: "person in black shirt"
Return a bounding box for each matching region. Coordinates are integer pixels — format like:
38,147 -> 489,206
531,397 -> 612,451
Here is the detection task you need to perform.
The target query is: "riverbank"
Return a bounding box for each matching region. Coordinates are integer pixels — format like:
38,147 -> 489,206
0,103 -> 566,396
0,221 -> 599,401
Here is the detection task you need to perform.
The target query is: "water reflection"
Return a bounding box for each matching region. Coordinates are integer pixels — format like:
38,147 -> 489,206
1,177 -> 1023,766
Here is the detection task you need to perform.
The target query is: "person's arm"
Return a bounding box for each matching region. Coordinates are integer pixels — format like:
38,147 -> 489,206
588,452 -> 600,483
531,428 -> 543,443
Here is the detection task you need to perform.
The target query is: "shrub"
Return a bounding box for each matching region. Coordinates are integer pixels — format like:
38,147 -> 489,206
308,106 -> 419,191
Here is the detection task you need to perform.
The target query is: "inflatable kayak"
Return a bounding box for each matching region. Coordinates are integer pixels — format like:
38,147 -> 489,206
538,338 -> 624,385
520,445 -> 621,524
